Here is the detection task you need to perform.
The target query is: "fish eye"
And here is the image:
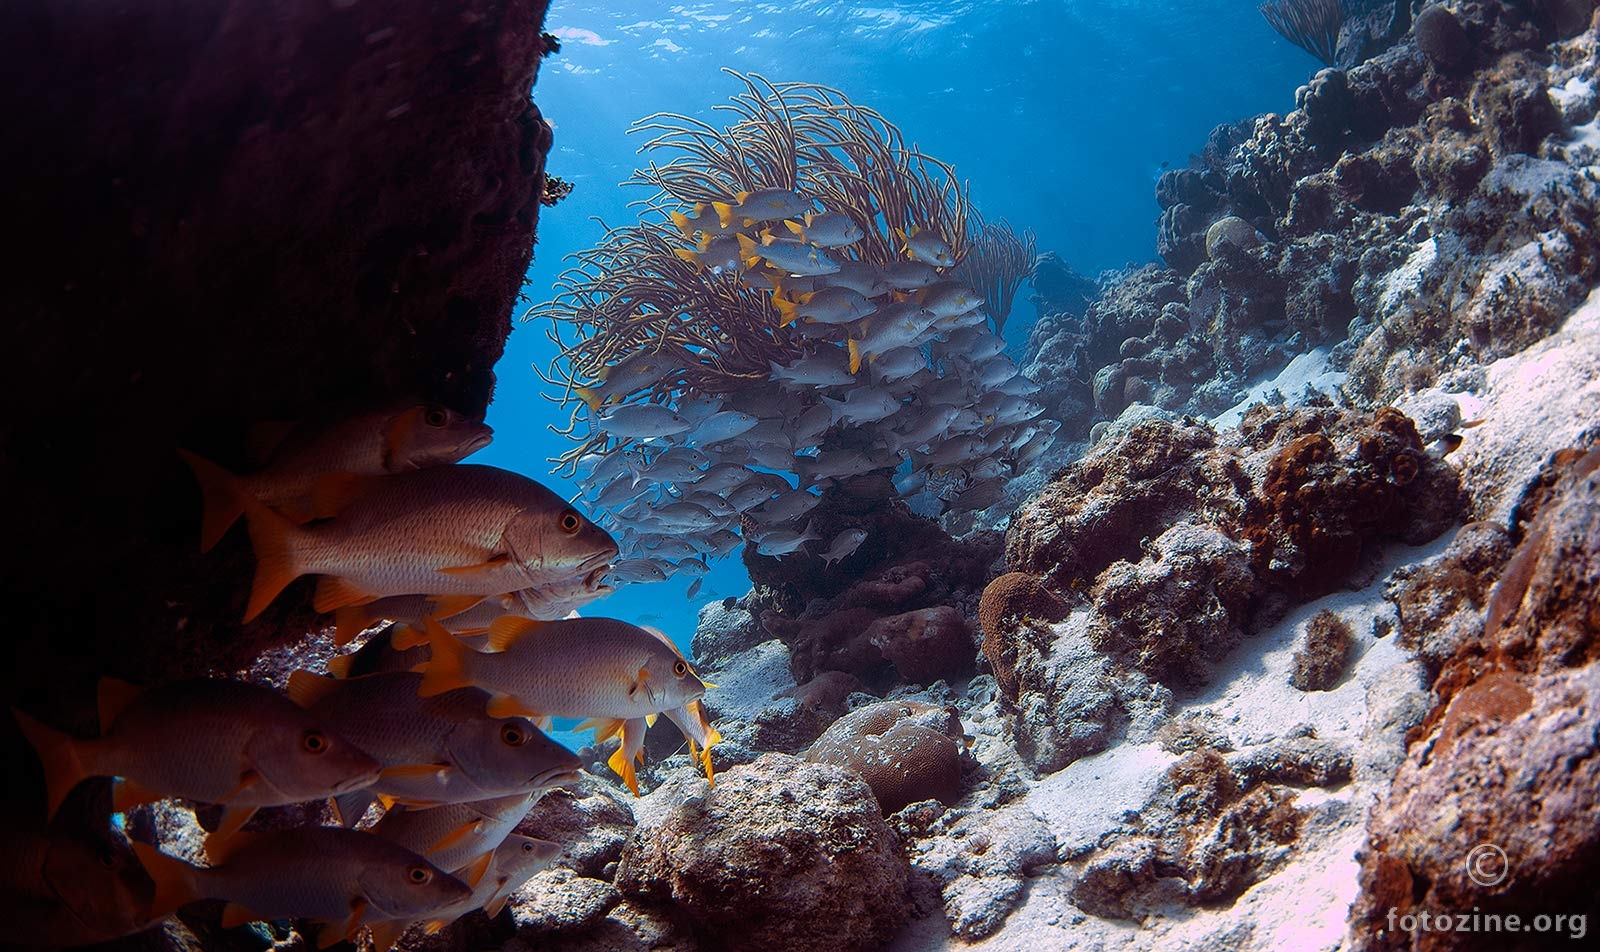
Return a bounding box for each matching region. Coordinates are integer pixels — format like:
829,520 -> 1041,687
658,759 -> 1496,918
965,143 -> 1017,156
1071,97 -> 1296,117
559,510 -> 582,534
673,660 -> 689,677
302,730 -> 329,754
407,865 -> 433,884
423,406 -> 449,427
95,844 -> 118,869
521,841 -> 535,854
501,723 -> 527,746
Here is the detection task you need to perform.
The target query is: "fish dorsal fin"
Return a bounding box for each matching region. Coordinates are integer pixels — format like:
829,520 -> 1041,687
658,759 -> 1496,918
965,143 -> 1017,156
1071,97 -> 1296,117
97,677 -> 145,730
785,219 -> 804,237
313,576 -> 379,613
325,654 -> 355,679
734,189 -> 752,203
486,616 -> 540,652
307,472 -> 378,521
285,669 -> 340,709
578,717 -> 624,742
460,849 -> 495,889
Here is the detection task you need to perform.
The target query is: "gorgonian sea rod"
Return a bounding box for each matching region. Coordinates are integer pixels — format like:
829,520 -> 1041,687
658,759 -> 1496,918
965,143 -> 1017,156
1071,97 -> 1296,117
527,71 -> 1047,582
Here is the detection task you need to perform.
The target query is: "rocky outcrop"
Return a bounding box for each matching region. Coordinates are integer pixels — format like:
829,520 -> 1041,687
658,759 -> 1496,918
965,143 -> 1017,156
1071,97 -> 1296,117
615,754 -> 912,952
994,405 -> 1460,771
3,0 -> 556,747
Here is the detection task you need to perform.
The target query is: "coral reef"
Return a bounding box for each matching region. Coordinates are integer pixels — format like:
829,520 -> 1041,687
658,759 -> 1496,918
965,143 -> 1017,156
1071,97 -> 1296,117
803,700 -> 967,814
614,755 -> 912,952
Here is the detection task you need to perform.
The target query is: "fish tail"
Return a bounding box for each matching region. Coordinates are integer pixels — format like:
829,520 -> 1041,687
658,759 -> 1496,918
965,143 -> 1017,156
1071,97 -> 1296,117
773,294 -> 799,327
669,210 -> 694,238
11,708 -> 90,820
416,617 -> 474,697
390,623 -> 427,651
784,219 -> 805,239
332,606 -> 371,648
176,449 -> 246,554
847,339 -> 863,375
712,201 -> 737,229
130,842 -> 202,920
238,487 -> 306,622
736,233 -> 759,268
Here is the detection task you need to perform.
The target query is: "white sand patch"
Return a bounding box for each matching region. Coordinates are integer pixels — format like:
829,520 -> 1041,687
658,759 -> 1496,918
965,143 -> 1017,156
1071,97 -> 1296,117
1211,347 -> 1348,431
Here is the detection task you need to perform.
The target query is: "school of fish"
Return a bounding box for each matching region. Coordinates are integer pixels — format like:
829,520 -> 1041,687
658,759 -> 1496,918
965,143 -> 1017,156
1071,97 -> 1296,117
571,189 -> 1056,585
12,399 -> 722,949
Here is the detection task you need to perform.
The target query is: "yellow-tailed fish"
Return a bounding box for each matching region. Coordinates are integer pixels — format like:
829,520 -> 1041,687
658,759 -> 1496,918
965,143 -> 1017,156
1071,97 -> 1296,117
369,793 -> 536,874
12,678 -> 380,838
233,463 -> 617,623
894,225 -> 957,266
736,232 -> 841,277
710,187 -> 814,227
661,698 -> 722,786
336,577 -> 614,648
130,827 -> 468,939
179,403 -> 492,552
782,208 -> 865,248
365,834 -> 562,950
417,617 -> 709,793
287,670 -> 580,810
668,202 -> 744,239
0,822 -> 157,947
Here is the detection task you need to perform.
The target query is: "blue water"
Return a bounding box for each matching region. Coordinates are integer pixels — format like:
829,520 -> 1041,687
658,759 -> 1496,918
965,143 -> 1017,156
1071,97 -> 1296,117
473,0 -> 1319,658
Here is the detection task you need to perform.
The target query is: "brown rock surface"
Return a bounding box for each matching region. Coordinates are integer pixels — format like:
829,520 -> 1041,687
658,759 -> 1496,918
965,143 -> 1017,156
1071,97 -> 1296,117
615,753 -> 912,952
2,0 -> 555,788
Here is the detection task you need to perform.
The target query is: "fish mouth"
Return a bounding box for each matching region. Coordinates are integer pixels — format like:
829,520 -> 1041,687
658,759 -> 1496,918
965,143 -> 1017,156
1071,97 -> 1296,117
582,565 -> 613,592
460,430 -> 495,455
529,767 -> 582,789
334,770 -> 383,795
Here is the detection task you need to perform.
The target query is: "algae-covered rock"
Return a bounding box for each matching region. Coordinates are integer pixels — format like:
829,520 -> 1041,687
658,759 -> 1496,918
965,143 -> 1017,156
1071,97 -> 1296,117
615,754 -> 911,952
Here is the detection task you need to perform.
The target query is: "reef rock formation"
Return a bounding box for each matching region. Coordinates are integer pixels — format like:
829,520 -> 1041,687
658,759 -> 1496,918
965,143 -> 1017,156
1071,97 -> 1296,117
804,700 -> 968,814
615,754 -> 912,952
1349,444 -> 1600,949
994,405 -> 1460,771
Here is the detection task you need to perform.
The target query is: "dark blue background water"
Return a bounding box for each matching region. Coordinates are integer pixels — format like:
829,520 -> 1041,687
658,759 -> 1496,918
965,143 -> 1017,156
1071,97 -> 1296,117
474,0 -> 1319,650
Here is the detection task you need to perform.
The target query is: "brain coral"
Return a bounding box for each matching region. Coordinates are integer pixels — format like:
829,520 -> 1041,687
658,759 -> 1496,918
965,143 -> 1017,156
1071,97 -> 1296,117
977,571 -> 1067,701
805,700 -> 966,814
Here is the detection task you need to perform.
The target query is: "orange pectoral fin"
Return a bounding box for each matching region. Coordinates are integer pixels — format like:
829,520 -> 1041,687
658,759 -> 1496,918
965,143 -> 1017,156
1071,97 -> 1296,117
427,819 -> 486,856
459,850 -> 495,889
378,763 -> 451,780
485,694 -> 541,720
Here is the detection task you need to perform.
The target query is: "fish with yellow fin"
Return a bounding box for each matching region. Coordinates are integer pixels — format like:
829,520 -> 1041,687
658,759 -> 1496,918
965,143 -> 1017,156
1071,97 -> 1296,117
368,793 -> 536,874
220,463 -> 617,623
893,225 -> 957,266
179,402 -> 491,552
0,821 -> 158,947
710,187 -> 814,227
286,669 -> 580,812
12,678 -> 380,840
333,577 -> 614,647
131,827 -> 468,942
363,833 -> 562,951
415,616 -> 711,794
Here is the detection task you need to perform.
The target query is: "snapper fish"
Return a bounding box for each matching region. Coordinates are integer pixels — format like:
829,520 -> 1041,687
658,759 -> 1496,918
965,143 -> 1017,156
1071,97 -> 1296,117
752,519 -> 822,558
782,209 -> 866,248
737,232 -> 841,276
286,670 -> 580,812
131,827 -> 469,940
819,260 -> 893,297
215,462 -> 617,623
894,225 -> 957,266
820,528 -> 868,567
416,616 -> 711,794
915,280 -> 983,318
574,344 -> 692,412
179,403 -> 492,553
822,388 -> 902,425
364,833 -> 564,951
595,404 -> 694,440
12,678 -> 380,839
769,348 -> 855,387
369,793 -> 536,875
771,285 -> 876,327
711,187 -> 815,227
333,578 -> 616,648
881,259 -> 941,290
0,823 -> 157,948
